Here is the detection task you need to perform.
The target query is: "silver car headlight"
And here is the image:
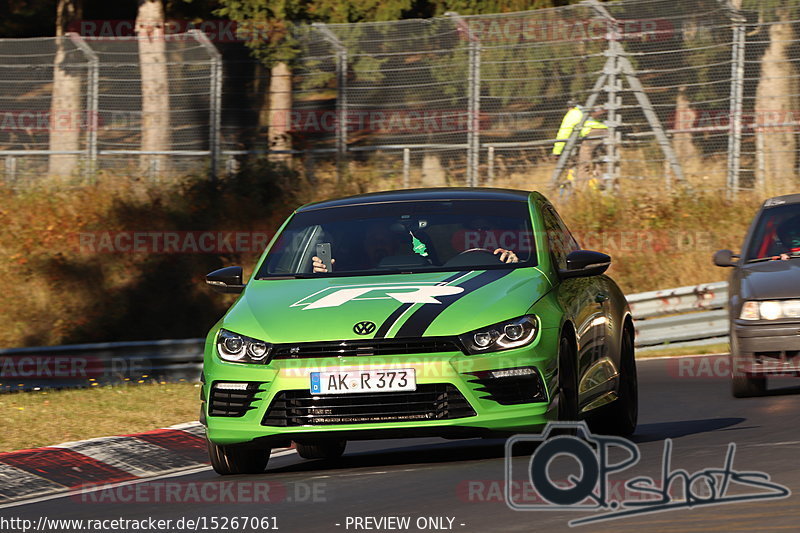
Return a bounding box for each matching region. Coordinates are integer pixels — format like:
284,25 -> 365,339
460,315 -> 539,354
740,300 -> 800,320
216,329 -> 272,363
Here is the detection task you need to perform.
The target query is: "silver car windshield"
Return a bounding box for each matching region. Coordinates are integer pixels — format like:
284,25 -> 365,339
746,203 -> 800,261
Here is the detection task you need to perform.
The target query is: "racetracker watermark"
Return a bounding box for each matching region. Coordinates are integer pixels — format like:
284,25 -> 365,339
505,422 -> 790,526
77,231 -> 271,254
279,358 -> 483,378
0,355 -> 153,383
285,110 -> 486,134
458,479 -> 665,504
74,480 -> 326,504
671,109 -> 800,133
455,17 -> 674,43
668,354 -> 800,380
68,20 -> 269,42
448,230 -> 715,254
0,110 -> 99,132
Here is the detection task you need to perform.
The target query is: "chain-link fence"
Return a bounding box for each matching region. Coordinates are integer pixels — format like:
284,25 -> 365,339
0,30 -> 221,186
4,1 -> 800,195
291,0 -> 800,196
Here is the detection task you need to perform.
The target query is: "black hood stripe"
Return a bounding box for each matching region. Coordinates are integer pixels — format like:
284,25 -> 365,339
373,271 -> 468,339
373,303 -> 413,338
394,269 -> 513,338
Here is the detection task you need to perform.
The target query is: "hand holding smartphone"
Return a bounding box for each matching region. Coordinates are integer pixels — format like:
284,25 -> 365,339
316,242 -> 333,272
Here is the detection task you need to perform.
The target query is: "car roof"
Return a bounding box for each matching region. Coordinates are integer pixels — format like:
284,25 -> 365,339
296,187 -> 533,212
762,193 -> 800,208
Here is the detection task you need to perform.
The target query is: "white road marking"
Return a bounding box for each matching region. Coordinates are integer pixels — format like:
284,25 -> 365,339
636,352 -> 727,361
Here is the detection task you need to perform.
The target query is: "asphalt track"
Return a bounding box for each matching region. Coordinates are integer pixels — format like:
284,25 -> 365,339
7,354 -> 800,532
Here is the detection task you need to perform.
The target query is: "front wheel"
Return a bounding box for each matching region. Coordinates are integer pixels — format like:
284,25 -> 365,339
207,439 -> 270,475
295,440 -> 347,460
589,327 -> 638,437
550,335 -> 580,437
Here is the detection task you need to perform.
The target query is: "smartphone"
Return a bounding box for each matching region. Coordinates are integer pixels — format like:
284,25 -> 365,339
316,242 -> 332,272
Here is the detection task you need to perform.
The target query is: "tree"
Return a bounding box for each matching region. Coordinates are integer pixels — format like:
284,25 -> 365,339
746,1 -> 797,193
215,0 -> 419,164
136,0 -> 170,173
48,0 -> 83,178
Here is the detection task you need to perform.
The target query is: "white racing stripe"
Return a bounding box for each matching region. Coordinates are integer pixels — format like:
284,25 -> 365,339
635,352 -> 727,361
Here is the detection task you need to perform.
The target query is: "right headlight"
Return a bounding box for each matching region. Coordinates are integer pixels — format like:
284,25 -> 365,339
459,315 -> 539,355
740,300 -> 800,320
216,329 -> 272,363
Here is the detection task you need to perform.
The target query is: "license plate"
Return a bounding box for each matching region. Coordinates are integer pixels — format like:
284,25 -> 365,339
310,368 -> 416,395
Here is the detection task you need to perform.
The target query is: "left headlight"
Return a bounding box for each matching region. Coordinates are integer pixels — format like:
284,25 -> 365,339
459,315 -> 539,355
740,300 -> 800,321
216,329 -> 272,363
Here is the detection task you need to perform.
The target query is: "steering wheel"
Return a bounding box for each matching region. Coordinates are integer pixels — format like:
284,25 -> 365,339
443,247 -> 499,268
457,247 -> 496,256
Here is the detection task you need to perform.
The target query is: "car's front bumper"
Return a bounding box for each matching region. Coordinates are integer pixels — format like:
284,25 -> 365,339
202,329 -> 560,447
733,320 -> 800,375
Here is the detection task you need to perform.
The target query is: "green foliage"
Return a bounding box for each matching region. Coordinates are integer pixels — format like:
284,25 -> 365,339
214,0 -> 419,66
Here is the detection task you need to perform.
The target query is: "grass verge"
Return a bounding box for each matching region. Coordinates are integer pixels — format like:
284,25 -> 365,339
0,383 -> 199,453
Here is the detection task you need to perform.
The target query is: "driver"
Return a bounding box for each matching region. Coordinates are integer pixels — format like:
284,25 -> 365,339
773,215 -> 800,260
312,222 -> 518,273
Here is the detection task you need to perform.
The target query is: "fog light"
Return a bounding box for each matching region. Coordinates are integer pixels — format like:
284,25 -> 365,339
490,367 -> 536,378
214,382 -> 249,391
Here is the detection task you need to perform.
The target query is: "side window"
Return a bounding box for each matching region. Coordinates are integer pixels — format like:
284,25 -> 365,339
541,206 -> 579,270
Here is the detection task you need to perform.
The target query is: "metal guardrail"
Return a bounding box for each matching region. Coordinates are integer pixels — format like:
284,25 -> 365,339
0,281 -> 730,392
0,339 -> 204,392
629,281 -> 729,350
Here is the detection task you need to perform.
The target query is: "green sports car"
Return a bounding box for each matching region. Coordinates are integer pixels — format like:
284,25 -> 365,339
201,188 -> 637,475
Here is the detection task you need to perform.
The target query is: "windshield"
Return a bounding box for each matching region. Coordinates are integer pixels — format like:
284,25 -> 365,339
746,203 -> 800,261
257,199 -> 536,278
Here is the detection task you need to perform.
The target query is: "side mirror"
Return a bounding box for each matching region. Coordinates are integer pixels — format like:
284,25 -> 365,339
206,266 -> 245,294
559,250 -> 611,279
713,249 -> 739,267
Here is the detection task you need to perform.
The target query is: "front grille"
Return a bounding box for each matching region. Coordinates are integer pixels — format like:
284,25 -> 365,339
261,384 -> 475,426
466,371 -> 547,405
271,337 -> 462,360
208,381 -> 265,417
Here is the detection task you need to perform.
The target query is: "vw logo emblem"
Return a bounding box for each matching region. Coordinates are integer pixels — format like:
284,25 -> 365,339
353,321 -> 376,335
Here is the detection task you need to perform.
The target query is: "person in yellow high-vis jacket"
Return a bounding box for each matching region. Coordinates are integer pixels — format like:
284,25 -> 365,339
553,103 -> 608,191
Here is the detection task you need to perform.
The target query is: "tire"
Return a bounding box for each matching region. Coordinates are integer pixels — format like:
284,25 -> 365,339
730,335 -> 766,398
589,326 -> 638,437
207,439 -> 270,475
295,440 -> 347,460
551,335 -> 580,437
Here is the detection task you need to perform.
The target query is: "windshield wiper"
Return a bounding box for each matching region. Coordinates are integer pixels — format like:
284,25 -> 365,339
256,274 -> 316,280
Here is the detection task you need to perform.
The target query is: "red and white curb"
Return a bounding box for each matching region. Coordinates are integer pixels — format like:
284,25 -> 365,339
0,422 -> 292,506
